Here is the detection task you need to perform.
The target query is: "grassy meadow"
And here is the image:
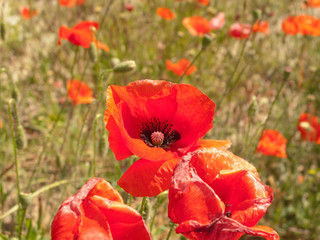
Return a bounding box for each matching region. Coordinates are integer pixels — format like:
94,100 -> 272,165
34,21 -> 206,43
0,0 -> 320,239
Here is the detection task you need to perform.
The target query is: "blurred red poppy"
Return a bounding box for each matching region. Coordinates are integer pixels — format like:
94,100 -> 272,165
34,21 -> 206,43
175,0 -> 209,5
297,113 -> 320,144
303,0 -> 320,7
166,59 -> 197,76
125,3 -> 134,12
58,21 -> 109,52
168,152 -> 279,240
182,16 -> 211,36
20,7 -> 38,20
252,21 -> 270,34
229,22 -> 251,39
282,15 -> 320,36
256,129 -> 287,158
157,7 -> 176,20
51,178 -> 151,240
209,12 -> 225,30
59,0 -> 85,7
67,80 -> 95,105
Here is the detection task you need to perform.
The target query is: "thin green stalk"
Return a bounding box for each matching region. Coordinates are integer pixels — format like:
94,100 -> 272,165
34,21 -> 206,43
92,114 -> 102,177
178,48 -> 204,83
150,198 -> 160,233
166,221 -> 176,240
139,197 -> 147,215
8,99 -> 22,239
70,46 -> 80,79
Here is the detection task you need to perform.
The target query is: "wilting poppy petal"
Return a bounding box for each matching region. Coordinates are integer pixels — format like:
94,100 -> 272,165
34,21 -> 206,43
157,7 -> 176,20
166,59 -> 197,76
168,155 -> 278,240
20,7 -> 38,20
209,12 -> 225,30
59,0 -> 85,7
229,22 -> 251,39
51,178 -> 151,240
104,80 -> 215,161
182,16 -> 211,36
256,129 -> 287,158
297,113 -> 320,143
58,21 -> 109,51
67,80 -> 95,105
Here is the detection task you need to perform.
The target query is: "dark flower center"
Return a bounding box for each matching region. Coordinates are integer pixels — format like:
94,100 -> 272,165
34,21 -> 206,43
140,118 -> 181,148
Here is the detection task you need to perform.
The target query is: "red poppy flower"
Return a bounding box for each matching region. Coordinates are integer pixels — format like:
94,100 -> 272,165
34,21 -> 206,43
157,7 -> 176,20
229,22 -> 251,39
256,129 -> 287,158
282,15 -> 320,36
124,3 -> 134,12
51,178 -> 152,240
67,80 -> 95,105
168,152 -> 279,240
166,59 -> 197,76
175,0 -> 209,5
58,21 -> 109,52
182,16 -> 211,36
104,80 -> 216,196
20,7 -> 38,20
297,113 -> 320,144
59,0 -> 85,7
252,21 -> 270,34
209,12 -> 225,30
303,0 -> 320,7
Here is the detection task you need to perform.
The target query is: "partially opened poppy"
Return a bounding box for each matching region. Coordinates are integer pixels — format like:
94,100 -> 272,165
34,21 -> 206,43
20,7 -> 38,20
256,129 -> 287,158
209,12 -> 225,30
182,16 -> 211,36
168,151 -> 279,240
105,80 -> 217,196
282,15 -> 320,36
297,113 -> 320,144
229,22 -> 251,39
166,59 -> 197,76
59,0 -> 85,7
58,21 -> 109,52
67,79 -> 95,105
51,178 -> 152,240
157,7 -> 176,20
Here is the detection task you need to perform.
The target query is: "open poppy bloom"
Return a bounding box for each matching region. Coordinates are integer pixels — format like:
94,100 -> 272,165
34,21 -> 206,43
282,15 -> 320,36
182,16 -> 211,36
303,0 -> 320,7
209,12 -> 225,30
20,7 -> 38,20
256,129 -> 287,158
252,21 -> 270,34
297,113 -> 320,144
229,22 -> 251,39
58,21 -> 109,52
157,7 -> 175,20
67,79 -> 95,105
51,178 -> 152,240
168,151 -> 279,240
166,59 -> 197,76
105,80 -> 217,196
59,0 -> 85,7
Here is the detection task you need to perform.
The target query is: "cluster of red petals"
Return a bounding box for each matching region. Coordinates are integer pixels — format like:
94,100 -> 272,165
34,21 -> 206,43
229,21 -> 269,39
20,7 -> 38,20
282,15 -> 320,36
303,0 -> 320,7
59,0 -> 85,7
168,149 -> 279,240
157,7 -> 176,20
104,80 -> 216,196
175,0 -> 209,6
182,16 -> 211,36
256,129 -> 287,158
166,59 -> 197,76
51,178 -> 151,240
58,21 -> 109,52
297,113 -> 320,144
67,80 -> 95,105
209,12 -> 225,30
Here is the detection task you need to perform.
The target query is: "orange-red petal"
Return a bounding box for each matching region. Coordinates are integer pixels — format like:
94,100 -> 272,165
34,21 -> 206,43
157,7 -> 176,20
166,59 -> 197,76
256,129 -> 287,158
182,16 -> 211,36
59,0 -> 85,7
67,80 -> 95,105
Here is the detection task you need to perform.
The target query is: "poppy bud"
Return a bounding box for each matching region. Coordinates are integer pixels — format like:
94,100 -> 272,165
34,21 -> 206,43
284,67 -> 292,80
113,60 -> 136,73
16,124 -> 27,150
110,57 -> 120,68
20,192 -> 32,209
0,22 -> 5,41
252,9 -> 262,21
202,34 -> 214,49
89,42 -> 98,62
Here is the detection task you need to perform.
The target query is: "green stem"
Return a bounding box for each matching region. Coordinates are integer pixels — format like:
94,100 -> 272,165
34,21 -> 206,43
166,221 -> 176,240
178,48 -> 204,83
93,114 -> 102,177
150,198 -> 160,233
139,197 -> 147,215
